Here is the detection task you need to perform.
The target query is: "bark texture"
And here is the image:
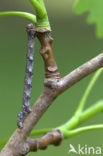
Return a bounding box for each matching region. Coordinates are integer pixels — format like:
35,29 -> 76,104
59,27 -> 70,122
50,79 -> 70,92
36,31 -> 60,78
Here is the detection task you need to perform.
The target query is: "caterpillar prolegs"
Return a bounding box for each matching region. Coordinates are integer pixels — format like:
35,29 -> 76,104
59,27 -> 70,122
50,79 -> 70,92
17,24 -> 35,128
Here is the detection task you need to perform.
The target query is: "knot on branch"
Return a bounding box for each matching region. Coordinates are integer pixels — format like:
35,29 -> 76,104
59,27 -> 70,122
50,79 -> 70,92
27,130 -> 63,152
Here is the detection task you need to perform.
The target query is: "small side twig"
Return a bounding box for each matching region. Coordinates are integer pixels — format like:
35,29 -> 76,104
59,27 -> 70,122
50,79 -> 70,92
27,130 -> 63,152
1,29 -> 103,156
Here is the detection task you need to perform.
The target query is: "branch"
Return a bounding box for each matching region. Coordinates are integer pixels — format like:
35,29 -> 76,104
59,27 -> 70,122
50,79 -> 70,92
0,87 -> 58,156
27,130 -> 63,152
0,128 -> 53,151
1,99 -> 103,152
1,29 -> 103,155
57,53 -> 103,93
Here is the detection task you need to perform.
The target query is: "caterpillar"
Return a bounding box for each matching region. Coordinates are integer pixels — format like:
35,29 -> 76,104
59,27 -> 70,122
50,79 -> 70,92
17,23 -> 35,129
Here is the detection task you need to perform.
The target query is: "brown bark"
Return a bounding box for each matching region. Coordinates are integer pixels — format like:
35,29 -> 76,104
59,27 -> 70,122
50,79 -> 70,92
27,130 -> 63,152
36,31 -> 60,78
57,53 -> 103,93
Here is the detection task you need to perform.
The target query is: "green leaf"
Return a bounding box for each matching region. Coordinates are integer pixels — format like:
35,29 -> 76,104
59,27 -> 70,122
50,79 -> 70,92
74,0 -> 103,38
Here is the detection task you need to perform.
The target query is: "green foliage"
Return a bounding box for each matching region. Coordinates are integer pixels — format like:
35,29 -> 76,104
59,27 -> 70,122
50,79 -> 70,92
58,69 -> 103,137
0,0 -> 103,152
0,0 -> 50,29
75,68 -> 103,115
29,0 -> 50,29
74,0 -> 103,38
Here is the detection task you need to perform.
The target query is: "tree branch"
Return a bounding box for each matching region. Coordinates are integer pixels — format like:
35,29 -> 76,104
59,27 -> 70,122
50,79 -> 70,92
0,87 -> 58,156
27,130 -> 63,152
1,27 -> 103,156
57,53 -> 103,93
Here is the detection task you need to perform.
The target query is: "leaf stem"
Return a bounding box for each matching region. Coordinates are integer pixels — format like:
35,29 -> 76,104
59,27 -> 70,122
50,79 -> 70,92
79,100 -> 103,125
0,11 -> 36,23
1,100 -> 103,150
63,124 -> 103,139
58,100 -> 103,132
30,128 -> 52,137
57,66 -> 103,132
29,0 -> 46,19
29,0 -> 50,29
75,68 -> 103,116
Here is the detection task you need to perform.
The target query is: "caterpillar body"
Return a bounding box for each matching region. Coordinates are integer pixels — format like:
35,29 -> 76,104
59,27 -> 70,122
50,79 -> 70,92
17,24 -> 35,128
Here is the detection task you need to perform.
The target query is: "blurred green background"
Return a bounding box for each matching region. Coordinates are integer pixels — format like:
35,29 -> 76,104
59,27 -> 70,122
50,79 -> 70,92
0,0 -> 103,155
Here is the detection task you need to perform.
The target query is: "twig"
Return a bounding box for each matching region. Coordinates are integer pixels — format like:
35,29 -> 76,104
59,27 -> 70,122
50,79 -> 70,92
1,29 -> 103,155
27,130 -> 63,152
1,0 -> 103,155
0,128 -> 53,151
57,53 -> 103,93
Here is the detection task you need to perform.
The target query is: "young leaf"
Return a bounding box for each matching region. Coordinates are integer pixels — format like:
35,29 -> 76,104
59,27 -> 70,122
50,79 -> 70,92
74,0 -> 103,38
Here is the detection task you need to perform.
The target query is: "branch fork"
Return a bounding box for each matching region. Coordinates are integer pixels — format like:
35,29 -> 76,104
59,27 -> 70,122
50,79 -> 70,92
0,0 -> 103,155
1,23 -> 103,156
